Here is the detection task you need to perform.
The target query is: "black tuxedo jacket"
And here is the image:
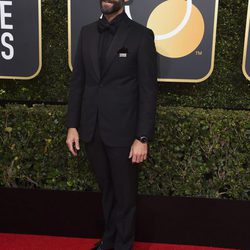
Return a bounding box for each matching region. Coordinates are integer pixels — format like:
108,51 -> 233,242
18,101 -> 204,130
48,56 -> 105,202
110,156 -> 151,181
65,13 -> 158,147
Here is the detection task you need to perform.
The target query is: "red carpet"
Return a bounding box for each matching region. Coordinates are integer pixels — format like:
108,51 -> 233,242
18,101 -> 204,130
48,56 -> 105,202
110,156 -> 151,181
0,233 -> 238,250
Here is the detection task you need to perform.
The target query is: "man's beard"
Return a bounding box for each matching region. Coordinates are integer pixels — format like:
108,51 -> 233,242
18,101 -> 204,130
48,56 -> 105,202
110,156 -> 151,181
100,0 -> 124,14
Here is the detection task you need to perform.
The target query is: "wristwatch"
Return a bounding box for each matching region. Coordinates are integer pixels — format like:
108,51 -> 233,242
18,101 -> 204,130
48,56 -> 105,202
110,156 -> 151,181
136,135 -> 149,143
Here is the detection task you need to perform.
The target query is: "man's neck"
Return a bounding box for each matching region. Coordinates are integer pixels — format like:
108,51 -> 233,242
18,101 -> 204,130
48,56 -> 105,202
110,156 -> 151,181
104,7 -> 124,23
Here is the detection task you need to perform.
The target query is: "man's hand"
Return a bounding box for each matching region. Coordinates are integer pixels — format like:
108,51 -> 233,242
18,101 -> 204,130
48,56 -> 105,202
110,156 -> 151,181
129,139 -> 148,164
66,128 -> 80,156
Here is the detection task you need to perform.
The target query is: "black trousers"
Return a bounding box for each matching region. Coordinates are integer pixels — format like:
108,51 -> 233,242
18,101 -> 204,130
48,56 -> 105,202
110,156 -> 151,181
83,115 -> 138,250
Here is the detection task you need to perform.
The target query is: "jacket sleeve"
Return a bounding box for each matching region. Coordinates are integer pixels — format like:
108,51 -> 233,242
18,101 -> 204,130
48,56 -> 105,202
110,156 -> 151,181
136,28 -> 158,141
65,27 -> 85,129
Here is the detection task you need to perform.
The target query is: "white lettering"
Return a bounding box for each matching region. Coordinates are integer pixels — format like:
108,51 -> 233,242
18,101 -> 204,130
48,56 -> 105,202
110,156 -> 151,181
1,32 -> 14,60
0,1 -> 13,29
0,1 -> 14,60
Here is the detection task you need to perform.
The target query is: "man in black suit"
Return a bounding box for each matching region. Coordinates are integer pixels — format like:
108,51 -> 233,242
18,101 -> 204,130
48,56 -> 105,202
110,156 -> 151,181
66,0 -> 157,249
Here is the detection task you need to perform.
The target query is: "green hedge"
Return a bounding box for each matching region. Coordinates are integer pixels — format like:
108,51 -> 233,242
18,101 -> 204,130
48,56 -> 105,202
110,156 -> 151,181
1,104 -> 250,200
0,0 -> 250,109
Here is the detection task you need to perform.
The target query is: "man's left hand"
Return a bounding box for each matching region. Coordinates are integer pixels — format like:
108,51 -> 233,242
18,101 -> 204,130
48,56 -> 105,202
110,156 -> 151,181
128,139 -> 148,164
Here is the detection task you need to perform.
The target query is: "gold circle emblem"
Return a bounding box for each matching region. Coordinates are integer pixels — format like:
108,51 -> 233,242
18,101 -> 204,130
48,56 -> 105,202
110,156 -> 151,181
147,0 -> 205,58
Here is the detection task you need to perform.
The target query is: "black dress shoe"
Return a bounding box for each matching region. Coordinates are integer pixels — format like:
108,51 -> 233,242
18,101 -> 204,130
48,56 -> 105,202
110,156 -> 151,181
91,240 -> 114,250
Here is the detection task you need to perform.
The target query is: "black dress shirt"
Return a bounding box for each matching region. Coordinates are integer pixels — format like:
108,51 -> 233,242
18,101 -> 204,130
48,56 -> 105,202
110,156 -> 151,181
97,10 -> 127,75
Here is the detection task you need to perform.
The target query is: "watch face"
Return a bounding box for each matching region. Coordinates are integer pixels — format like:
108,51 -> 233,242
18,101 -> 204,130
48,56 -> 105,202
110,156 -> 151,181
137,136 -> 148,143
141,136 -> 148,143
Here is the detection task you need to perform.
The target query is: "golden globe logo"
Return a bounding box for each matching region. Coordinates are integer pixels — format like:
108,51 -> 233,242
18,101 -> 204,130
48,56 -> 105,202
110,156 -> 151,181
125,0 -> 205,59
147,0 -> 205,58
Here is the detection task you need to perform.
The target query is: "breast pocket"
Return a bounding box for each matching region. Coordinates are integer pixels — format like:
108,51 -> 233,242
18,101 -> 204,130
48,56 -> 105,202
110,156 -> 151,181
115,50 -> 136,68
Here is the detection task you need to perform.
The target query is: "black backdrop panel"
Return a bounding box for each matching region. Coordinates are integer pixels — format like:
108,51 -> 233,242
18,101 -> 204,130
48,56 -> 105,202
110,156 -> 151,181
0,0 -> 42,79
69,0 -> 219,83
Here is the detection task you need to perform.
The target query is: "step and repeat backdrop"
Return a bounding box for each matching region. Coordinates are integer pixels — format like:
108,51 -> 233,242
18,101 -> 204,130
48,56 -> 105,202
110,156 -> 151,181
0,0 -> 249,199
0,0 -> 250,82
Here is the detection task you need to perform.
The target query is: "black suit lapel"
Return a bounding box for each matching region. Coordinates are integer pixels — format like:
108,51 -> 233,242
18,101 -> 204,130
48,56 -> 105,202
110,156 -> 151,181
101,16 -> 133,78
89,22 -> 101,81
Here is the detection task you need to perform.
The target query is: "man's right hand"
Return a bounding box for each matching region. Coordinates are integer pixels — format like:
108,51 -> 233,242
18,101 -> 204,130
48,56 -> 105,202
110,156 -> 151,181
66,128 -> 80,156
